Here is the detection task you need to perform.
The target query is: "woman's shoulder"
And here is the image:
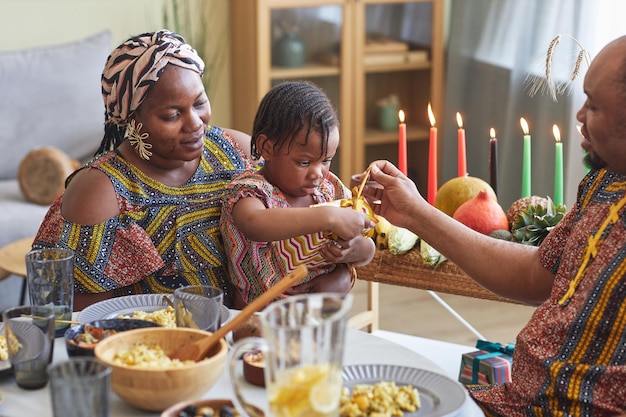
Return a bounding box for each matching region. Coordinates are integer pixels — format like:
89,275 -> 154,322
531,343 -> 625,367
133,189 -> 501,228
61,165 -> 120,223
205,126 -> 253,169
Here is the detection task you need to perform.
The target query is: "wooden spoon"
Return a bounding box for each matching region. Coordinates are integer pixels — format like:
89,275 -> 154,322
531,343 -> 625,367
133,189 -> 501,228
168,264 -> 308,362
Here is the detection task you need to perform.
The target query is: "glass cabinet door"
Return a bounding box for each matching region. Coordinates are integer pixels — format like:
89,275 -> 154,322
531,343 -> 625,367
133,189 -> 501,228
268,4 -> 350,178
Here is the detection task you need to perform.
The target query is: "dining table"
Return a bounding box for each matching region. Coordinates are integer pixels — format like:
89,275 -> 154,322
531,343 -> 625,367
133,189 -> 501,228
0,311 -> 485,417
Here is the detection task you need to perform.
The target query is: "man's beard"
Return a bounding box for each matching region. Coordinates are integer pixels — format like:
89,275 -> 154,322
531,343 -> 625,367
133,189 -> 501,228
583,151 -> 607,171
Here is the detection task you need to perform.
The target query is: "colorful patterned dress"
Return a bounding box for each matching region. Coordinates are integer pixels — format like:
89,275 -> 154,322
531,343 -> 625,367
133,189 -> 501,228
33,126 -> 251,306
220,170 -> 350,304
470,168 -> 626,417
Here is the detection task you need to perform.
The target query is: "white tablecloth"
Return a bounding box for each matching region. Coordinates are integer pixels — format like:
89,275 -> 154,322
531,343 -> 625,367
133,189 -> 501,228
0,326 -> 484,416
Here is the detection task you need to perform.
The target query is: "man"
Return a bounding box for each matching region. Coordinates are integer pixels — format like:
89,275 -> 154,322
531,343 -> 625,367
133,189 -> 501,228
364,36 -> 626,417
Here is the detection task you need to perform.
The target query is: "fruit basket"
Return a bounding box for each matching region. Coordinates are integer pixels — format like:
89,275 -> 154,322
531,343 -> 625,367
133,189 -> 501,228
356,248 -> 520,304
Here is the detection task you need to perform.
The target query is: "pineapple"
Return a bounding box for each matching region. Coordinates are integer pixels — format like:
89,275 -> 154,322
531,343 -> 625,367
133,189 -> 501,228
511,197 -> 566,246
506,196 -> 550,229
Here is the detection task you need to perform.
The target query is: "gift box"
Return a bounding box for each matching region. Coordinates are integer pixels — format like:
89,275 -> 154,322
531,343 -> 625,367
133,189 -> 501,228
459,340 -> 514,386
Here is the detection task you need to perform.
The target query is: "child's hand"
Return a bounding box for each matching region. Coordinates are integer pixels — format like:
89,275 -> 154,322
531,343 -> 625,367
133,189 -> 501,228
328,206 -> 374,241
322,234 -> 375,264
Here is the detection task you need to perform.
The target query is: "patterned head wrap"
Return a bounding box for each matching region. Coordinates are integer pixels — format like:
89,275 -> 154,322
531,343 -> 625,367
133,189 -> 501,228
101,30 -> 205,128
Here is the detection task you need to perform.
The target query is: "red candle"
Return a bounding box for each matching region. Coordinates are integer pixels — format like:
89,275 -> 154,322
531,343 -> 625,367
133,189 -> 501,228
489,128 -> 498,196
398,110 -> 407,175
427,103 -> 437,205
456,112 -> 467,177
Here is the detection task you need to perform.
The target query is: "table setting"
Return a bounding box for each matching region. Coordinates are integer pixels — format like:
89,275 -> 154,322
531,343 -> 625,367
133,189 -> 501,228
0,262 -> 484,417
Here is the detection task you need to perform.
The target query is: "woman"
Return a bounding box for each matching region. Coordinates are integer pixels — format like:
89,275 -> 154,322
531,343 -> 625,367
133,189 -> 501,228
34,30 -> 253,310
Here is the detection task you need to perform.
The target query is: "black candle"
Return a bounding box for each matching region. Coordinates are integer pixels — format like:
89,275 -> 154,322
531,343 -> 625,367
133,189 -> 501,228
489,128 -> 498,196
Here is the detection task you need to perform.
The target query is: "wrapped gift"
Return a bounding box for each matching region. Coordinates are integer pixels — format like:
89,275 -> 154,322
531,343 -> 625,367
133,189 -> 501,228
459,340 -> 514,386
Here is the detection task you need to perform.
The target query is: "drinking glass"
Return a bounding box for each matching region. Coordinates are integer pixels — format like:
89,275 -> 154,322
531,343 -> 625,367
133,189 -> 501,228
3,305 -> 55,389
49,357 -> 111,417
26,248 -> 74,337
173,285 -> 223,332
228,293 -> 353,417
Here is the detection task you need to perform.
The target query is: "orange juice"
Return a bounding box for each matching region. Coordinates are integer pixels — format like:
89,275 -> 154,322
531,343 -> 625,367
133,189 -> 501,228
268,363 -> 342,417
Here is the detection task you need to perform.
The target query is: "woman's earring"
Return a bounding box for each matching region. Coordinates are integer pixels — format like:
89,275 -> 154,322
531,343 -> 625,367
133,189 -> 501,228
125,119 -> 152,160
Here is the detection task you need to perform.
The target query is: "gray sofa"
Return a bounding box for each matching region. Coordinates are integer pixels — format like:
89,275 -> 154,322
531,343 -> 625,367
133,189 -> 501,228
0,31 -> 112,310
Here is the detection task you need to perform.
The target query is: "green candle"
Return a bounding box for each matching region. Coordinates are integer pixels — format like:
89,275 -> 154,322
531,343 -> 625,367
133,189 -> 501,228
553,124 -> 563,206
520,118 -> 531,197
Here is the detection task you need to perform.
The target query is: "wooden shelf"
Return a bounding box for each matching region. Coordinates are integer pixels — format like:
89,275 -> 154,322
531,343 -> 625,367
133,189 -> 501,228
364,126 -> 429,145
230,0 -> 444,184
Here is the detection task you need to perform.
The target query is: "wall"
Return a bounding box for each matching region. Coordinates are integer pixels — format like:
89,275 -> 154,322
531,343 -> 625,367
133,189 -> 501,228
0,0 -> 232,127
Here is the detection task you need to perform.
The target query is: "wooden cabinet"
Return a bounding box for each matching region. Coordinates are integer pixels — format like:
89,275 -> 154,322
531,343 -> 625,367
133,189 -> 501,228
230,0 -> 444,189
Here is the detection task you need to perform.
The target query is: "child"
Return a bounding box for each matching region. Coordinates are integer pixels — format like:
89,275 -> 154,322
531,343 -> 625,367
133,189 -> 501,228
220,81 -> 376,308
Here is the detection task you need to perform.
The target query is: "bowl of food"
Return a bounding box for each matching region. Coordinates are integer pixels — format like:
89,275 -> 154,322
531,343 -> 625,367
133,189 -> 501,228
94,327 -> 228,412
160,398 -> 263,417
65,319 -> 161,357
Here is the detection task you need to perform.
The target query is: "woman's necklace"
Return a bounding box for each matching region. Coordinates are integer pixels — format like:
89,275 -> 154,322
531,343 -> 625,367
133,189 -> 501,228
558,191 -> 626,306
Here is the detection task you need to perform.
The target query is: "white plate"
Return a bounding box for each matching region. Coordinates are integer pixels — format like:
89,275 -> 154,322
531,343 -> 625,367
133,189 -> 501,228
342,364 -> 466,417
76,294 -> 231,327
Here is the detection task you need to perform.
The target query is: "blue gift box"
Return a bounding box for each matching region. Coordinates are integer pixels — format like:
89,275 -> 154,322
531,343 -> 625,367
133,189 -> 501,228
459,340 -> 514,386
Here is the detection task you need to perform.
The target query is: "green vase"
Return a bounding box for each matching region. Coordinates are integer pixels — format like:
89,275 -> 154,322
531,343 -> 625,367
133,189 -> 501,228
273,32 -> 306,68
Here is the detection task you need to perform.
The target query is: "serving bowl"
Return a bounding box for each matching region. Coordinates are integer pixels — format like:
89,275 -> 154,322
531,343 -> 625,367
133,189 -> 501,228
94,327 -> 228,412
64,319 -> 160,357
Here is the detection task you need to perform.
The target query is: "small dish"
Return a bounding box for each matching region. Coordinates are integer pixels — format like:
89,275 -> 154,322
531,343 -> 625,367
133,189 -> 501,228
160,398 -> 264,417
64,319 -> 161,357
243,349 -> 265,387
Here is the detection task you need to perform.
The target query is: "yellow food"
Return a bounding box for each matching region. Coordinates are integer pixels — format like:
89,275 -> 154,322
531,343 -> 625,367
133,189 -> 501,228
339,381 -> 420,417
268,363 -> 342,417
121,306 -> 176,328
434,175 -> 497,217
112,343 -> 194,369
0,335 -> 7,361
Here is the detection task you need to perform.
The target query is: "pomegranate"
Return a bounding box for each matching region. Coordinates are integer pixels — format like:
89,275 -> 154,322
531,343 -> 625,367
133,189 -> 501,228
453,190 -> 508,235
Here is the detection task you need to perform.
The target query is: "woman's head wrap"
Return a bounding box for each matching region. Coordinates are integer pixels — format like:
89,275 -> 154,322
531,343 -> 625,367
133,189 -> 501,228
102,30 -> 205,127
97,30 -> 205,154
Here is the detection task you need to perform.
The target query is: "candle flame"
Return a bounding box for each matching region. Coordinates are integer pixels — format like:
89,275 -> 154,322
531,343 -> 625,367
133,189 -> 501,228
456,112 -> 463,128
490,128 -> 496,139
553,124 -> 561,142
576,125 -> 582,135
520,117 -> 529,135
428,103 -> 436,127
399,110 -> 405,124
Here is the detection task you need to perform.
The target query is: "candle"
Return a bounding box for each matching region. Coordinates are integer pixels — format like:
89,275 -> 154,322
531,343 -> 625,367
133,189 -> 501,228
456,112 -> 467,177
398,110 -> 407,175
520,117 -> 531,198
489,128 -> 498,196
427,103 -> 437,205
553,124 -> 563,206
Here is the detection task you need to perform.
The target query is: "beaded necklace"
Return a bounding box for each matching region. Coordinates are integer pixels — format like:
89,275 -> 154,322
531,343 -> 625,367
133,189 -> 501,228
558,191 -> 626,306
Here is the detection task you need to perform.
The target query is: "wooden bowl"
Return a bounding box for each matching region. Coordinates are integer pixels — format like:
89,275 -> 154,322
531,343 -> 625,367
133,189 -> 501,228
94,327 -> 227,412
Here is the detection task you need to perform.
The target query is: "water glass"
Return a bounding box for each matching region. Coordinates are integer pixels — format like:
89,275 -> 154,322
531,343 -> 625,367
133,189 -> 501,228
173,285 -> 223,332
49,357 -> 111,417
3,305 -> 55,389
229,293 -> 353,417
26,248 -> 74,337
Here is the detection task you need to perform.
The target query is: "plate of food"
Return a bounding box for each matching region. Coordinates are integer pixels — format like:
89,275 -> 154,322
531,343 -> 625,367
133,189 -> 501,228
77,294 -> 231,328
0,323 -> 11,376
341,364 -> 466,417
